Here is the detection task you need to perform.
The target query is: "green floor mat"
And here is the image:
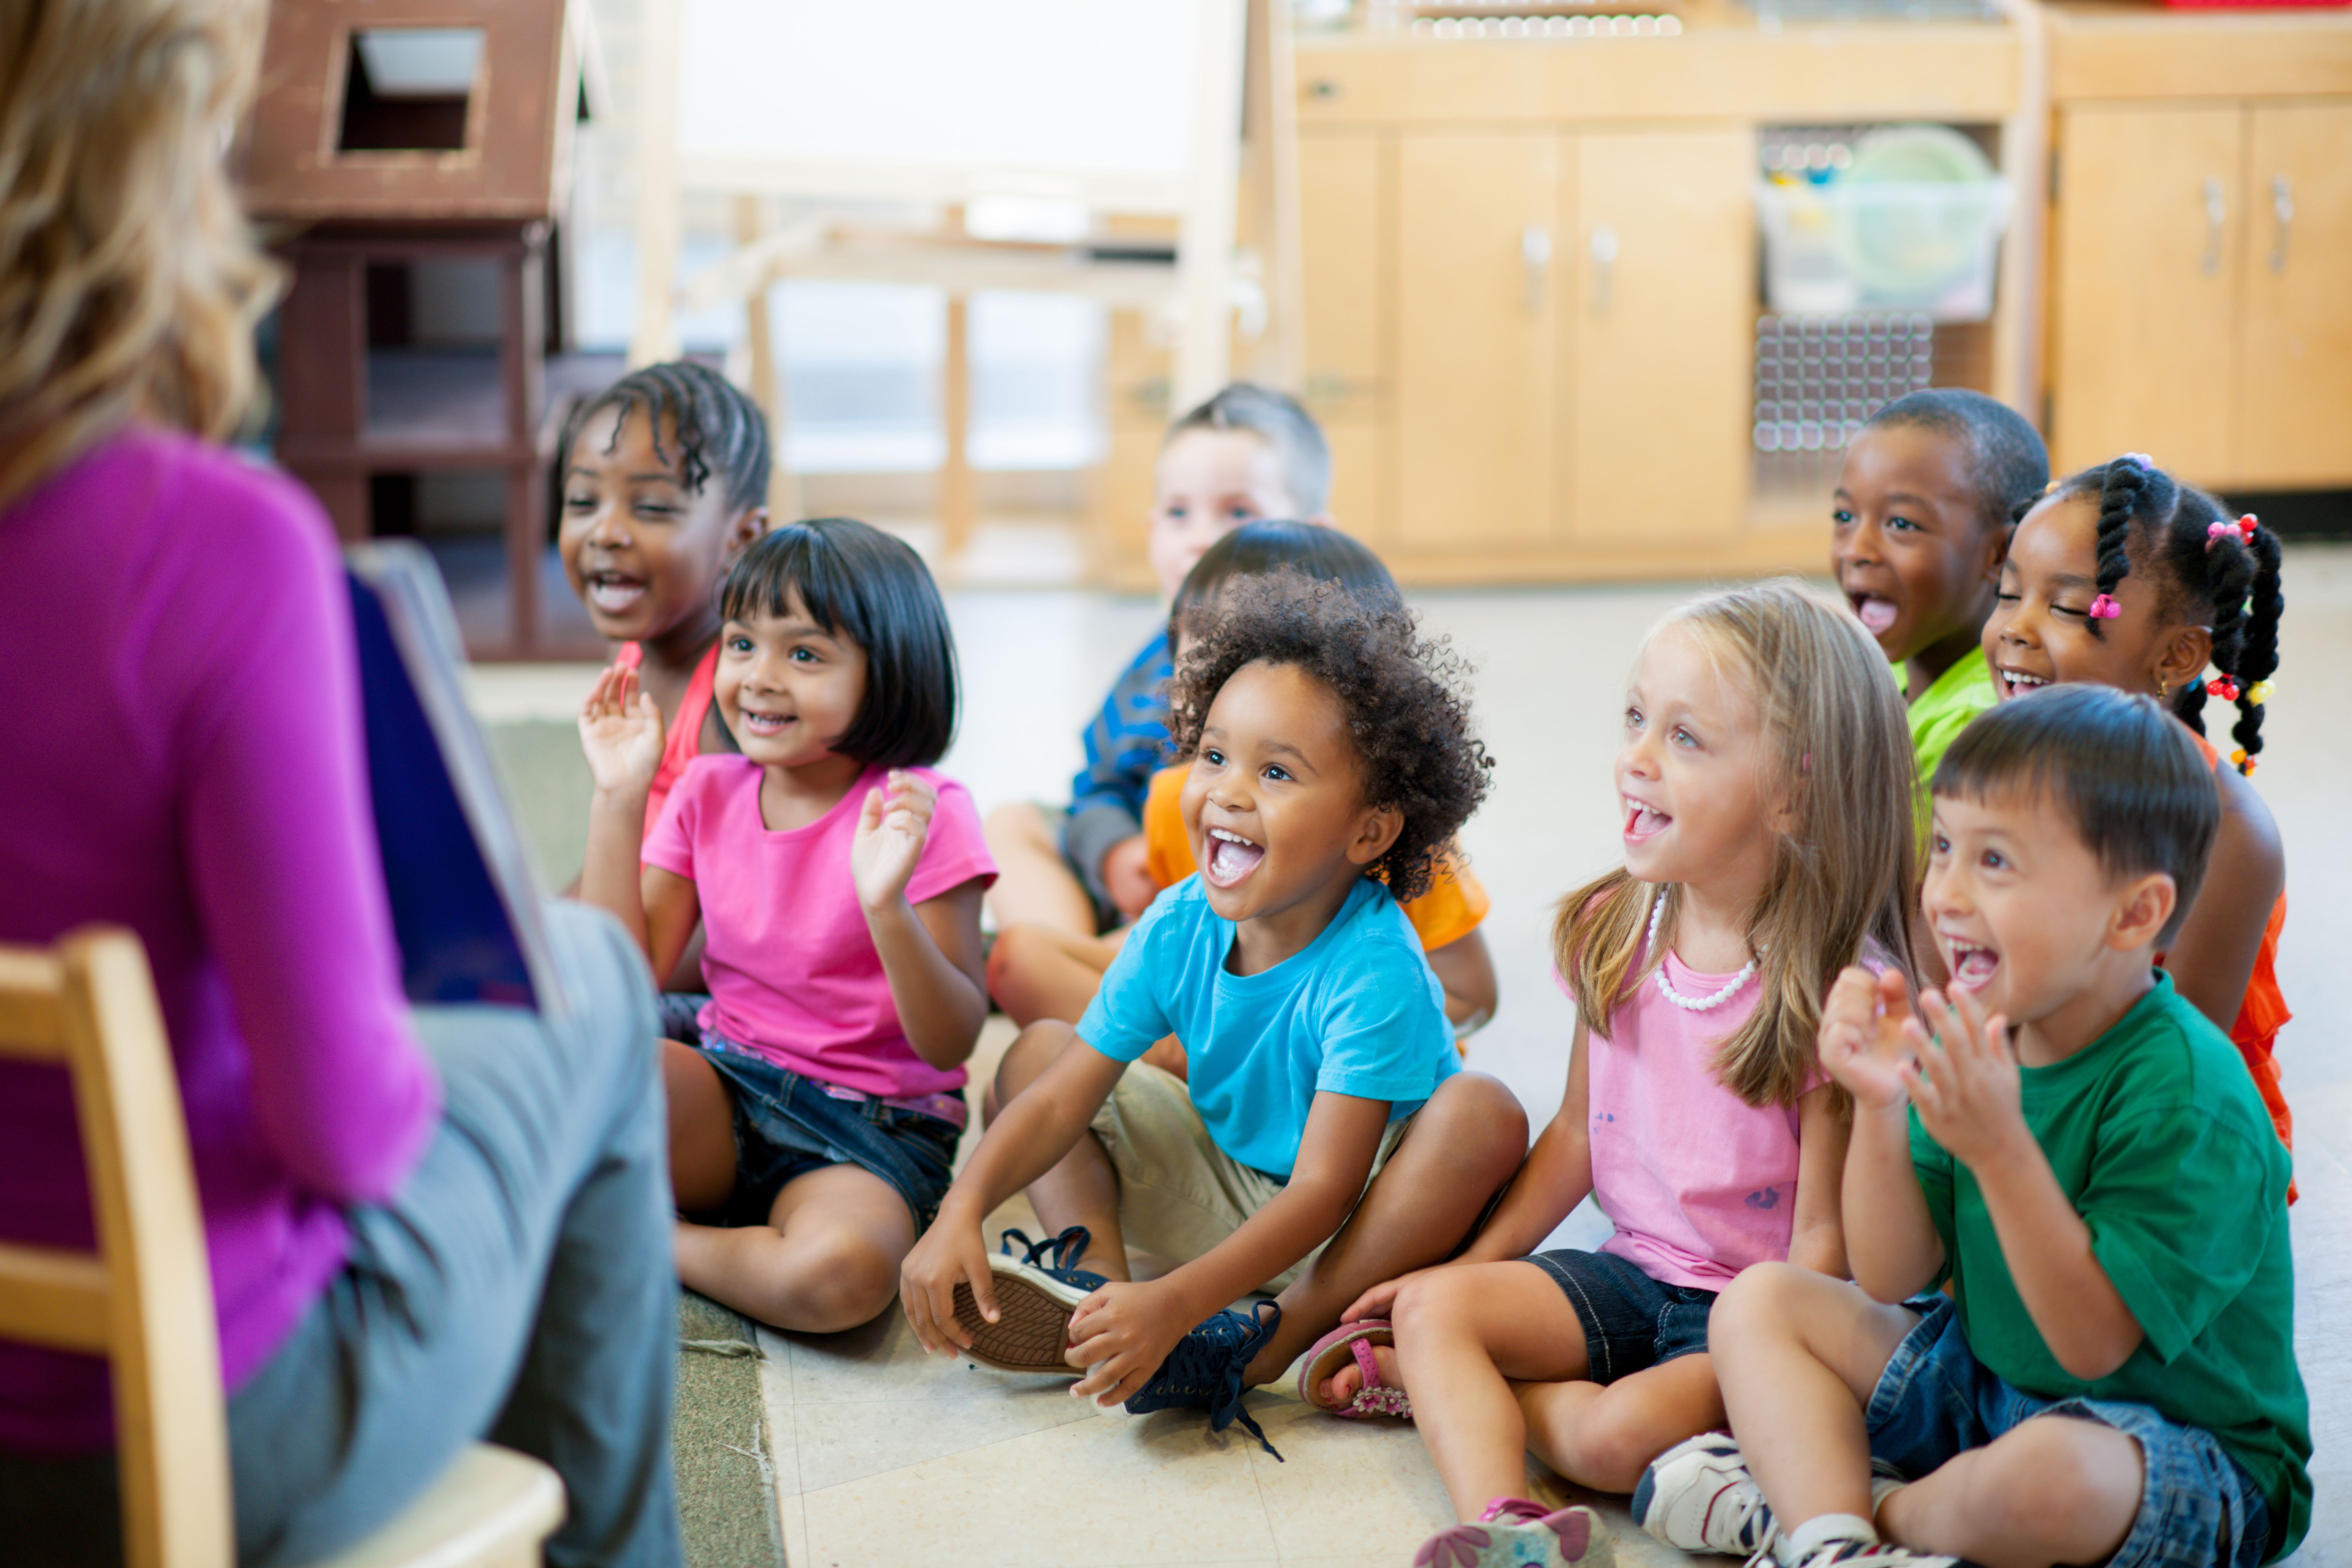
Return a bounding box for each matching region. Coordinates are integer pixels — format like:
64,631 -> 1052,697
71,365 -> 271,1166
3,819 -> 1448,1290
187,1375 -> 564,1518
674,1292 -> 784,1568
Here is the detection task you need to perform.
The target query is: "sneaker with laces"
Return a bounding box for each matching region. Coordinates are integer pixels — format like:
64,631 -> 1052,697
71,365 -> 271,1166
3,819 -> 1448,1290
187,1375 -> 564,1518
1412,1501 -> 1614,1568
1778,1536 -> 1956,1568
1124,1300 -> 1284,1460
954,1226 -> 1107,1374
1634,1433 -> 1777,1556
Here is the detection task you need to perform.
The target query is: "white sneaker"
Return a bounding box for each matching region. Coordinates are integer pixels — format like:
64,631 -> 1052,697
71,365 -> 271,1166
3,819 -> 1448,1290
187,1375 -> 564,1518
1633,1434 -> 1777,1556
1779,1536 -> 1956,1568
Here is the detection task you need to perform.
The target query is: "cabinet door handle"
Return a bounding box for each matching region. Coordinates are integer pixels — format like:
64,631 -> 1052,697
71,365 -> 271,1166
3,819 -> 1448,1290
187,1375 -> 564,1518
1521,224 -> 1552,315
2201,176 -> 2226,278
1589,224 -> 1619,316
2269,174 -> 2294,274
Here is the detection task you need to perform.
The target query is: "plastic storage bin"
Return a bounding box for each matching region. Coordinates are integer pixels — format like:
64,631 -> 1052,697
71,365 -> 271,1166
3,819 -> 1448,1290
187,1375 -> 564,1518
1756,176 -> 2012,320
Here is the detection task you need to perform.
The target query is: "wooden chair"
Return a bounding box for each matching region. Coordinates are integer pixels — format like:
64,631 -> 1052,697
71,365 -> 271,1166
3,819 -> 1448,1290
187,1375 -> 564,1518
0,929 -> 565,1568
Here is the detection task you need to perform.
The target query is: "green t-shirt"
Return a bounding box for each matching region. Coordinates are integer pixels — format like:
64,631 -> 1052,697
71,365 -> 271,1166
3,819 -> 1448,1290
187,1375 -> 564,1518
1910,975 -> 2310,1561
1900,648 -> 1997,841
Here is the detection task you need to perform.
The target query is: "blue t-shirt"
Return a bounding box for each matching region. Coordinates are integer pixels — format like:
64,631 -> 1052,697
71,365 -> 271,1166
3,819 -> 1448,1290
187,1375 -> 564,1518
1076,875 -> 1458,1180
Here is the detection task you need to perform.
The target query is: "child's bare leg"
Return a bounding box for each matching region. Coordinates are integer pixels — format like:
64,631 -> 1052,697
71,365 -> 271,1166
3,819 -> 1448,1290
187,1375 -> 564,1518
662,1040 -> 739,1209
1877,1417 -> 2140,1568
990,1019 -> 1133,1282
675,1163 -> 915,1332
986,923 -> 1122,1029
983,802 -> 1098,937
1709,1263 -> 1921,1529
1521,1354 -> 1727,1493
1242,1072 -> 1528,1383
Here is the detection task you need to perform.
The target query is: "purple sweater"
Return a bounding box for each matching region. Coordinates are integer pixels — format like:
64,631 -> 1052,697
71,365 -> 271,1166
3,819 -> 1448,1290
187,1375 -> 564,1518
0,429 -> 441,1454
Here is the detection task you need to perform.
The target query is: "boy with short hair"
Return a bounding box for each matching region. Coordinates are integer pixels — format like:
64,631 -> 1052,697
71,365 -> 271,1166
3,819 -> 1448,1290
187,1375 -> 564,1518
983,383 -> 1334,940
1636,684 -> 2309,1568
904,570 -> 1528,1461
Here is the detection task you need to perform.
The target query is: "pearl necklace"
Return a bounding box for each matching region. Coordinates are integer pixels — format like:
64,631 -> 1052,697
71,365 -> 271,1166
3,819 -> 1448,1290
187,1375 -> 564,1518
1646,894 -> 1759,1012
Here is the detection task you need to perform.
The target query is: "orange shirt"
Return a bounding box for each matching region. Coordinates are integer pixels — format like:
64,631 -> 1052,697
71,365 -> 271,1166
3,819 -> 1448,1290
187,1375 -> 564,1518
1140,763 -> 1488,952
2176,730 -> 2293,1167
615,640 -> 719,842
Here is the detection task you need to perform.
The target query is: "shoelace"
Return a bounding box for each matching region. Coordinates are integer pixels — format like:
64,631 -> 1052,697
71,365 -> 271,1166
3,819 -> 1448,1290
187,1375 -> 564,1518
1134,1300 -> 1284,1462
999,1224 -> 1094,1276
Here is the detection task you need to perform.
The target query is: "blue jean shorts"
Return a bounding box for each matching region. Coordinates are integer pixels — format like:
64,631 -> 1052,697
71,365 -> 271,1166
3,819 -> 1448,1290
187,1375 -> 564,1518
1868,1295 -> 2272,1568
1524,1248 -> 1717,1384
693,1037 -> 963,1231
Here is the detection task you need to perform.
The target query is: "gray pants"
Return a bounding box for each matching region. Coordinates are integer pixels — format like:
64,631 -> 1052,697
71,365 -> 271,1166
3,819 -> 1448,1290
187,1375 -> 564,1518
2,902 -> 684,1568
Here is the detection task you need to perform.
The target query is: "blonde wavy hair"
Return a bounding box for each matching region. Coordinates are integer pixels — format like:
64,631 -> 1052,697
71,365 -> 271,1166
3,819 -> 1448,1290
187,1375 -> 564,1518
1554,580 -> 1918,1109
0,0 -> 278,510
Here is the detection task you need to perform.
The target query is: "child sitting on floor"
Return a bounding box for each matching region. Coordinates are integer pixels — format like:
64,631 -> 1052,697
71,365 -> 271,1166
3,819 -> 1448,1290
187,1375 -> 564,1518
1642,685 -> 2308,1568
1831,388 -> 2048,833
578,519 -> 995,1334
901,569 -> 1525,1460
984,384 -> 1335,940
1985,455 -> 2293,1170
987,520 -> 1496,1041
1315,582 -> 1917,1568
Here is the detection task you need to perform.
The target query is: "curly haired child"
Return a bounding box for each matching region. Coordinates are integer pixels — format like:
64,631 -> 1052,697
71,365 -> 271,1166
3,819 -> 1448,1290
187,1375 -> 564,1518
1307,582 -> 1916,1568
1983,455 -> 2292,1167
987,520 -> 1496,1042
1645,686 -> 2308,1568
901,569 -> 1525,1462
579,519 -> 995,1335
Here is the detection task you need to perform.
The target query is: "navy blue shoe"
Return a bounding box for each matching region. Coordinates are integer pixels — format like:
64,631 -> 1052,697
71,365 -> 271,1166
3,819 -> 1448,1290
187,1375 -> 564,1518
1125,1300 -> 1284,1461
954,1226 -> 1106,1374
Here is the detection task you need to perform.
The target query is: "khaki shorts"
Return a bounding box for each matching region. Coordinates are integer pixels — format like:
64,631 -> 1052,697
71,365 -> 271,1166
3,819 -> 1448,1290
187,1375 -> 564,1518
1088,1061 -> 1412,1292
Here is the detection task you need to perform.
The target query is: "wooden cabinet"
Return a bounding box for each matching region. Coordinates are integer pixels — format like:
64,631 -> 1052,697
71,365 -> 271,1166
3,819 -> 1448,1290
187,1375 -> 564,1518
2049,93 -> 2352,490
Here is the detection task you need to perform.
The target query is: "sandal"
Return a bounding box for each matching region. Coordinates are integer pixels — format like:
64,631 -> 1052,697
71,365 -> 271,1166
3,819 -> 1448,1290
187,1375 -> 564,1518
1296,1319 -> 1411,1419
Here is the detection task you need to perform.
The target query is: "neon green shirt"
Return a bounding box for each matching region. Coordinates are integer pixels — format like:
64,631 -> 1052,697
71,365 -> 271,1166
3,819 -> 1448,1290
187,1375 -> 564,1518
1901,647 -> 1997,838
1910,976 -> 2310,1561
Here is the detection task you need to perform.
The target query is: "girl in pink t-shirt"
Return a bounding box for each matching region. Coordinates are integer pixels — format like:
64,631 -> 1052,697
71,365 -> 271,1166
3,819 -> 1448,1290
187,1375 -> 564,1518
1306,583 -> 1920,1567
579,518 -> 996,1335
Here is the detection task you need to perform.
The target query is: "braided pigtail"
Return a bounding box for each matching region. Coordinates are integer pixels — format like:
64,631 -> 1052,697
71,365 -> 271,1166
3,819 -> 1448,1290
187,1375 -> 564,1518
2086,456 -> 2151,634
2227,525 -> 2284,775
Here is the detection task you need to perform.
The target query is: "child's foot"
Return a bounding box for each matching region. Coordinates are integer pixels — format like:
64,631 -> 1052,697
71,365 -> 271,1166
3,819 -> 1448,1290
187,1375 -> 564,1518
1413,1500 -> 1612,1568
953,1226 -> 1108,1375
1633,1433 -> 1777,1556
1776,1536 -> 1956,1568
1124,1300 -> 1283,1459
1297,1321 -> 1410,1419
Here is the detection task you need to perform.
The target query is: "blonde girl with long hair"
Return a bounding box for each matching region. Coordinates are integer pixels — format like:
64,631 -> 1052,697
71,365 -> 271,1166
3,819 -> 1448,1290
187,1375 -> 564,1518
0,5 -> 680,1564
1304,581 -> 1917,1568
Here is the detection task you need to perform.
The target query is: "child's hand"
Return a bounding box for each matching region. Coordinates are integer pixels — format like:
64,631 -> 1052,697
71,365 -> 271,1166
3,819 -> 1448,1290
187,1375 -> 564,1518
1902,985 -> 2027,1170
1818,966 -> 1918,1112
578,665 -> 664,796
851,771 -> 937,914
899,1207 -> 996,1356
1339,1269 -> 1432,1325
1102,835 -> 1158,921
1064,1280 -> 1199,1407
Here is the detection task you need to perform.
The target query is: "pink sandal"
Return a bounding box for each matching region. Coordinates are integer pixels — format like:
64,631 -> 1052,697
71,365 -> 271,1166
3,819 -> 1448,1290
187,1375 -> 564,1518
1297,1320 -> 1412,1419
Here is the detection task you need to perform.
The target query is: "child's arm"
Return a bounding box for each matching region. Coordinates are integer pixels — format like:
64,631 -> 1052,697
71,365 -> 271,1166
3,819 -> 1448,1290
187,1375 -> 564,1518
1342,1017 -> 1594,1321
2162,777 -> 2282,1034
578,667 -> 702,973
1428,929 -> 1499,1034
852,773 -> 988,1069
1787,1082 -> 1851,1277
1906,985 -> 2145,1381
1820,968 -> 1945,1301
1063,1090 -> 1393,1407
901,1035 -> 1130,1354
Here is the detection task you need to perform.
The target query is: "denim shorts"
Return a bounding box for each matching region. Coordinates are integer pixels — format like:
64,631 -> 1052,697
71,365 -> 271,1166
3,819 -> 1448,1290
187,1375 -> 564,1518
694,1038 -> 963,1231
1524,1248 -> 1718,1384
1868,1295 -> 2272,1568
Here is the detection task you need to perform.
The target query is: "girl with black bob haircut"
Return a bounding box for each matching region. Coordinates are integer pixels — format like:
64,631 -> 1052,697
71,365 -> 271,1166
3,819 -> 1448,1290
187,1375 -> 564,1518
579,514 -> 999,1337
1983,453 -> 2295,1174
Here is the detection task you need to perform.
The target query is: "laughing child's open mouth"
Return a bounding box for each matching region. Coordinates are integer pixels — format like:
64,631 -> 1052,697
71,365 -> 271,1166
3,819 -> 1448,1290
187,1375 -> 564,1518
1203,826 -> 1265,887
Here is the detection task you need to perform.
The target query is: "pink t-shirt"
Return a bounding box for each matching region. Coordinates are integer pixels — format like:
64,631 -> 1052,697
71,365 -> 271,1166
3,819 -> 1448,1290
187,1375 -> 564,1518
642,756 -> 996,1098
1588,952 -> 1823,1292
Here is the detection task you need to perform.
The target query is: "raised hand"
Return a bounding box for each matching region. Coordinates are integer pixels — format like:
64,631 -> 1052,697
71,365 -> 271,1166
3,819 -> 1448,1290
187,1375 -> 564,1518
577,665 -> 665,797
1818,966 -> 1919,1112
851,770 -> 936,913
1902,985 -> 2026,1170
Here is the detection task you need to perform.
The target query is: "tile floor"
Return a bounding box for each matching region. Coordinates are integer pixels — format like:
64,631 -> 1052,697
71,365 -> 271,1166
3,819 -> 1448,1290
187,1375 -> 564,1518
475,546 -> 2351,1567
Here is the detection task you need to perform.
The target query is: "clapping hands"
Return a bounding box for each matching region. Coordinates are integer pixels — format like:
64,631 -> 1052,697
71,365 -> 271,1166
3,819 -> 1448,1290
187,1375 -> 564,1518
1819,966 -> 2026,1168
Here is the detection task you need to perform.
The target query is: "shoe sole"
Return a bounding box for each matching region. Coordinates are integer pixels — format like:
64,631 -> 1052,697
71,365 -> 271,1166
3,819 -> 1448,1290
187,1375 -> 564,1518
952,1254 -> 1094,1374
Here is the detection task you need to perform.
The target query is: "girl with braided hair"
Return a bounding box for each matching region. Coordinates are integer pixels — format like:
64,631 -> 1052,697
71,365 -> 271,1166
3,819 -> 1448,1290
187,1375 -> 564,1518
1981,455 -> 2293,1167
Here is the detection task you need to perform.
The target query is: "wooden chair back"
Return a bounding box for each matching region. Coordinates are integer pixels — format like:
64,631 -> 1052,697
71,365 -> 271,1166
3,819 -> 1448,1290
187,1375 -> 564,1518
0,928 -> 233,1568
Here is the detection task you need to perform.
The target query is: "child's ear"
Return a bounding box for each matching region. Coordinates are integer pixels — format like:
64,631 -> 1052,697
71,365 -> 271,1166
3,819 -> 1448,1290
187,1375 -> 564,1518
2107,870 -> 2178,954
1347,802 -> 1405,870
2153,623 -> 2212,699
725,506 -> 770,562
1980,518 -> 2014,580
